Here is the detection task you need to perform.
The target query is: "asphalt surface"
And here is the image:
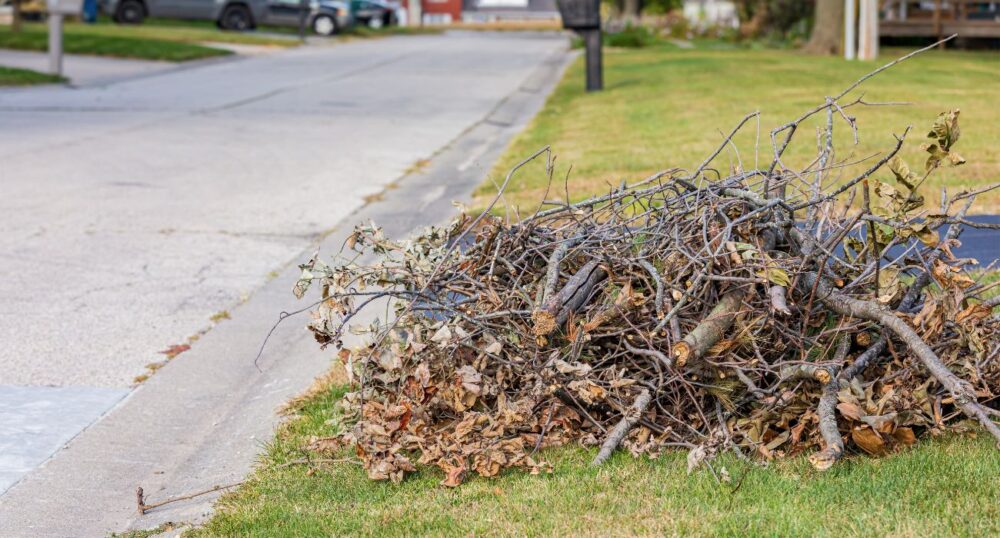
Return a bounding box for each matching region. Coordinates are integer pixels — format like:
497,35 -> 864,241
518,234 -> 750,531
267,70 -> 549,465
0,31 -> 573,535
0,32 -> 565,388
954,215 -> 1000,266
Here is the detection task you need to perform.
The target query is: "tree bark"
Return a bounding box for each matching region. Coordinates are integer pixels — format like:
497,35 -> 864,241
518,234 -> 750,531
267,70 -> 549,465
592,389 -> 652,466
809,334 -> 850,471
622,0 -> 641,25
11,0 -> 23,33
532,259 -> 607,337
804,0 -> 845,55
798,272 -> 1000,444
674,289 -> 745,367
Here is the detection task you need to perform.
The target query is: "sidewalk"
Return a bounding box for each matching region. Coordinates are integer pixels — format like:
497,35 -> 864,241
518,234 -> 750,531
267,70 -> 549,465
0,49 -> 176,86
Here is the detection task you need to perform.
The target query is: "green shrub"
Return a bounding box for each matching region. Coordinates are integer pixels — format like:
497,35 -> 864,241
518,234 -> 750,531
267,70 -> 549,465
571,24 -> 658,49
607,24 -> 657,47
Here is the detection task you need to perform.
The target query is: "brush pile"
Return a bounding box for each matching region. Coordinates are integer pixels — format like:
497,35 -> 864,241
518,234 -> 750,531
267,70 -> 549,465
293,47 -> 1000,485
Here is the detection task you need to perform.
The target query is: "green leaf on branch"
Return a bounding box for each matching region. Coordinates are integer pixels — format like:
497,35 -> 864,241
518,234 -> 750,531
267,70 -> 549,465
877,267 -> 902,304
909,223 -> 939,247
874,222 -> 895,245
921,110 -> 966,171
844,236 -> 865,263
758,267 -> 791,287
888,156 -> 919,192
921,142 -> 966,171
927,109 -> 961,150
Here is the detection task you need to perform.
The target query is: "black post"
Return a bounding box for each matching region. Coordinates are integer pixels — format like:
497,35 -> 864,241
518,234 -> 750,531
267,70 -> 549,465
555,0 -> 603,92
298,0 -> 308,41
582,29 -> 603,92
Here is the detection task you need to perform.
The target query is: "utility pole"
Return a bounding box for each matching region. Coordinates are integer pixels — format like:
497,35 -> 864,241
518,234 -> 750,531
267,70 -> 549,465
298,0 -> 308,41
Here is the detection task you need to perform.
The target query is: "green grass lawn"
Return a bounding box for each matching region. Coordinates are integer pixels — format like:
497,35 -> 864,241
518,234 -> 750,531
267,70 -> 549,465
0,23 -> 231,61
191,42 -> 1000,537
0,65 -> 64,85
0,19 -> 440,62
193,382 -> 1000,537
479,42 -> 1000,213
83,17 -> 301,46
0,18 -> 301,62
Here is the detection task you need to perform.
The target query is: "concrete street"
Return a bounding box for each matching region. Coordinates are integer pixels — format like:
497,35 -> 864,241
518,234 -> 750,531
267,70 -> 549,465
0,31 -> 571,535
0,32 -> 565,388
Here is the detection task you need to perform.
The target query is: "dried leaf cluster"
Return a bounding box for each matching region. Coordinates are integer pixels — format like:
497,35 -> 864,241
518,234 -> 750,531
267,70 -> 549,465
293,47 -> 1000,486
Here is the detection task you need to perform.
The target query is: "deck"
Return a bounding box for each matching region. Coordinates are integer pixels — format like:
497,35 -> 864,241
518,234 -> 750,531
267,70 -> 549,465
881,1 -> 1000,39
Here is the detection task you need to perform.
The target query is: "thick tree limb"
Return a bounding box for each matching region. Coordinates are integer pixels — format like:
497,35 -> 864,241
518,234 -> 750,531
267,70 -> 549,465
675,289 -> 745,367
799,273 -> 1000,444
768,285 -> 791,315
592,389 -> 652,466
780,363 -> 832,384
533,259 -> 607,336
809,334 -> 851,471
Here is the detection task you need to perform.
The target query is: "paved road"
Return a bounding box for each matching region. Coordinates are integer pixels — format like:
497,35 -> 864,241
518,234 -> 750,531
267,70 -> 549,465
0,31 -> 570,530
0,32 -> 564,388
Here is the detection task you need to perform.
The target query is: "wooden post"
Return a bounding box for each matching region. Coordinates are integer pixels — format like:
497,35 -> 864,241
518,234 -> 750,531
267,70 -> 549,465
858,0 -> 878,60
933,0 -> 942,44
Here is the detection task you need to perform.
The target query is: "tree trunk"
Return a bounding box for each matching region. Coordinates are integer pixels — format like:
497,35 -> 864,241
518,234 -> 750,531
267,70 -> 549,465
623,0 -> 640,25
804,0 -> 844,54
12,0 -> 23,33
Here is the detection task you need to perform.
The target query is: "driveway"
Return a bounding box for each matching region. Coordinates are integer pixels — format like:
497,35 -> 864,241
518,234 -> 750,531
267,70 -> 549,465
0,30 -> 570,534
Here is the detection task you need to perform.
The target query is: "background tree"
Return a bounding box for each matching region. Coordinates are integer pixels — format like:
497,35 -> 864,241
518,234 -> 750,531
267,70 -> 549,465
804,0 -> 844,54
733,0 -> 814,39
11,0 -> 23,32
606,0 -> 681,24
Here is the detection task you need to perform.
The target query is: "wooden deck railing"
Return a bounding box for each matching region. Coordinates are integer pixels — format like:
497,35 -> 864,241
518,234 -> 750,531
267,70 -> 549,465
881,1 -> 1000,38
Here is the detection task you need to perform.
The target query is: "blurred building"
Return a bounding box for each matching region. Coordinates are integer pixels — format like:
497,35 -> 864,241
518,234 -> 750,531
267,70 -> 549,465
682,0 -> 738,29
461,0 -> 558,22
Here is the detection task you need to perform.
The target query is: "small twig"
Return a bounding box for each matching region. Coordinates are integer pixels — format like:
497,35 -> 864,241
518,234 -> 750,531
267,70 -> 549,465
136,481 -> 244,515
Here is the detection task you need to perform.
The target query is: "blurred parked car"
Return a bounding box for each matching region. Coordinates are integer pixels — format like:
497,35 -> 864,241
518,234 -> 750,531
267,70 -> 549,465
100,0 -> 351,35
349,0 -> 393,28
0,0 -> 46,21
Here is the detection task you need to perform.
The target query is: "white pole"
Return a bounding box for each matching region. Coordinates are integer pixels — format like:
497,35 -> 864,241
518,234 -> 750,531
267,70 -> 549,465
48,13 -> 63,75
844,0 -> 857,60
409,0 -> 421,26
858,0 -> 878,60
870,0 -> 880,59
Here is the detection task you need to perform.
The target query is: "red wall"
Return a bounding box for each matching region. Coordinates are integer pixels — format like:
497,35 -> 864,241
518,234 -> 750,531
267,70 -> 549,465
403,0 -> 462,22
423,0 -> 461,20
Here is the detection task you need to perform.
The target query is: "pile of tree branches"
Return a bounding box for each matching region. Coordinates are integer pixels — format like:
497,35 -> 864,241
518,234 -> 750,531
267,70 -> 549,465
292,43 -> 1000,485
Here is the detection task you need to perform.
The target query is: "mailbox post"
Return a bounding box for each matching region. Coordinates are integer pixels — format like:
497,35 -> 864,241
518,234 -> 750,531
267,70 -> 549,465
46,0 -> 83,76
555,0 -> 602,92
